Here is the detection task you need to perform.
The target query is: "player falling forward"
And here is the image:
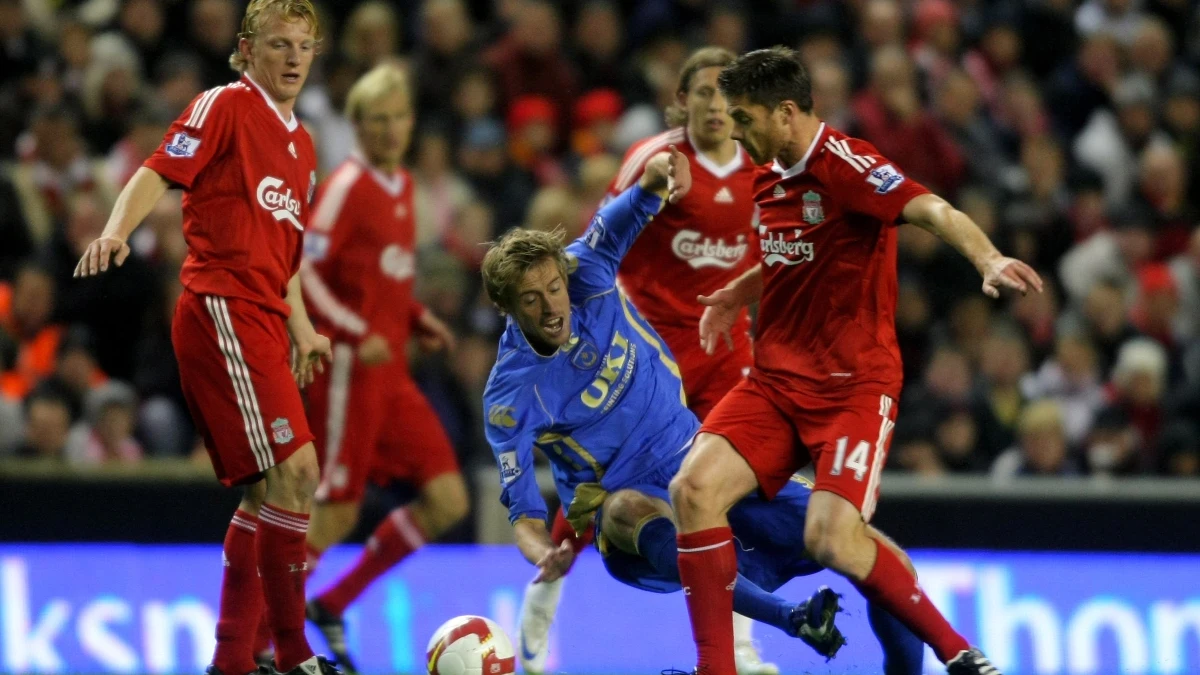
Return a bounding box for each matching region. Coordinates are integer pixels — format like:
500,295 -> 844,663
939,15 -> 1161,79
75,2 -> 340,674
482,148 -> 925,674
516,46 -> 771,675
297,64 -> 468,673
670,48 -> 1041,675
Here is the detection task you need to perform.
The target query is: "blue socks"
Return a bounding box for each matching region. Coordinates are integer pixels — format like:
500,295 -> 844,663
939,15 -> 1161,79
636,516 -> 793,633
868,600 -> 925,675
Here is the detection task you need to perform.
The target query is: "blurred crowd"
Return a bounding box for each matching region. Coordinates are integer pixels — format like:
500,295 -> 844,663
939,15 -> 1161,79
1,0 -> 1199,484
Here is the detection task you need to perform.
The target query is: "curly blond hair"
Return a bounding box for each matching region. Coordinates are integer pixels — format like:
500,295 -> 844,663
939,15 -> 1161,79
481,227 -> 569,314
229,0 -> 322,73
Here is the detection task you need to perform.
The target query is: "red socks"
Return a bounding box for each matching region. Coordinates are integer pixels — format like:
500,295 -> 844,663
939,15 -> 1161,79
315,507 -> 426,616
213,510 -> 264,675
255,542 -> 324,659
550,509 -> 593,574
677,527 -> 738,675
306,542 -> 324,572
852,538 -> 970,663
257,504 -> 314,672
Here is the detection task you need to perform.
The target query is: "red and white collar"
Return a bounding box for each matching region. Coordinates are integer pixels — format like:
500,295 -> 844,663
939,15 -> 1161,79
686,127 -> 744,179
243,74 -> 300,132
351,150 -> 405,196
770,122 -> 826,179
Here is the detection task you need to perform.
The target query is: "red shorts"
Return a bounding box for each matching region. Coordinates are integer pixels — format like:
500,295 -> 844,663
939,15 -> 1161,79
172,290 -> 313,487
700,376 -> 898,521
656,322 -> 753,422
308,345 -> 460,503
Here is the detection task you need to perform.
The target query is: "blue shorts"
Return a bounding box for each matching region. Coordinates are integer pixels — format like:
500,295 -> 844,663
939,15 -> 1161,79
600,475 -> 823,594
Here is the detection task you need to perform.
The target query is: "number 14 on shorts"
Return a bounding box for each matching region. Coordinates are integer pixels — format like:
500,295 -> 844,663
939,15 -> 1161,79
829,395 -> 896,481
830,436 -> 872,481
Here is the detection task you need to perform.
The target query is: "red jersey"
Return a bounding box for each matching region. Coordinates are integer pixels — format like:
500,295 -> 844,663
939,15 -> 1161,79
300,156 -> 425,357
609,128 -> 759,329
144,76 -> 317,317
753,124 -> 929,400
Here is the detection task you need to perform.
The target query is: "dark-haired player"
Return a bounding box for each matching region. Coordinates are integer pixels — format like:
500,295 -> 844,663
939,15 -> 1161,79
670,47 -> 1041,675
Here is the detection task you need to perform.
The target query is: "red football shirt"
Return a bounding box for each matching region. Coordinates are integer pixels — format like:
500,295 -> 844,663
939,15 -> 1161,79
300,155 -> 425,358
753,123 -> 929,400
609,128 -> 760,330
144,75 -> 317,318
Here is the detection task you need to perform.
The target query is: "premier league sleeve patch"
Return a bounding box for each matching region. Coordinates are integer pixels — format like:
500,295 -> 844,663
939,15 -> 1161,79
866,164 -> 905,194
498,451 -> 522,484
303,232 -> 330,261
584,215 -> 607,249
164,132 -> 201,158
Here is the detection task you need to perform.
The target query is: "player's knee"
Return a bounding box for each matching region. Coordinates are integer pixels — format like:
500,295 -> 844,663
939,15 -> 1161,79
270,446 -> 321,501
239,480 -> 267,514
804,518 -> 850,569
432,495 -> 469,535
668,469 -> 713,517
420,474 -> 470,537
601,490 -> 648,535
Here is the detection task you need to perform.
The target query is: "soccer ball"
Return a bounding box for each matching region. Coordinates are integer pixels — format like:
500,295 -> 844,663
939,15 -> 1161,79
426,615 -> 516,675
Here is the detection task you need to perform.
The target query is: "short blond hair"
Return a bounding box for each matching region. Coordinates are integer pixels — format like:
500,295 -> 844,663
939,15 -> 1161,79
229,0 -> 322,73
481,227 -> 569,314
344,63 -> 410,122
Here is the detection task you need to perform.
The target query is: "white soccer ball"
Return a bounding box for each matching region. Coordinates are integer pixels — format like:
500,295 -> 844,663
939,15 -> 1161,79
426,615 -> 516,675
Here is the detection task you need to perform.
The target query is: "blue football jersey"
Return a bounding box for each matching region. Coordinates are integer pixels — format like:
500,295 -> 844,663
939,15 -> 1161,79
483,184 -> 701,523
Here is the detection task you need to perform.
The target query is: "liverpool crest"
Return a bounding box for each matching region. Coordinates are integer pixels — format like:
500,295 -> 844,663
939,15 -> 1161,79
802,191 -> 824,224
271,417 -> 294,445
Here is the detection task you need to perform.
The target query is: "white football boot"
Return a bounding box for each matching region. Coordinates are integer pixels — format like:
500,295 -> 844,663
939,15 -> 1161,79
517,577 -> 564,673
733,613 -> 780,675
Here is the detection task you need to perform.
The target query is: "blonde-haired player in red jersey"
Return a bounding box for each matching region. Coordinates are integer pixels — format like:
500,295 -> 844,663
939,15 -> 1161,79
297,63 -> 467,674
671,47 -> 1043,675
516,47 -> 776,675
74,2 -> 341,674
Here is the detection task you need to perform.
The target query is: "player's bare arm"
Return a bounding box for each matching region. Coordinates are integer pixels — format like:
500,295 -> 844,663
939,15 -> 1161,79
74,167 -> 169,277
513,517 -> 575,583
698,265 -> 763,355
639,145 -> 692,204
285,272 -> 332,387
902,193 -> 1044,299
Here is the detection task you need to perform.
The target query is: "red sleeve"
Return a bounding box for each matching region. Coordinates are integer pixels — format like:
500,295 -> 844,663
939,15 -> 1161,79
142,86 -> 236,190
300,168 -> 370,342
610,140 -> 653,193
822,137 -> 930,226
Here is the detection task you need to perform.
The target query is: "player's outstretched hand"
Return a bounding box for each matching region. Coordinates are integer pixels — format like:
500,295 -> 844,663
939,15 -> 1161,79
980,256 -> 1044,299
73,236 -> 131,278
293,331 -> 333,388
533,539 -> 576,584
698,286 -> 739,355
416,311 -> 458,355
665,144 -> 692,204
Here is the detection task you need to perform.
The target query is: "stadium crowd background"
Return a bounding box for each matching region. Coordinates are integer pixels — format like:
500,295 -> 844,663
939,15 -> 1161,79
1,0 -> 1199,490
